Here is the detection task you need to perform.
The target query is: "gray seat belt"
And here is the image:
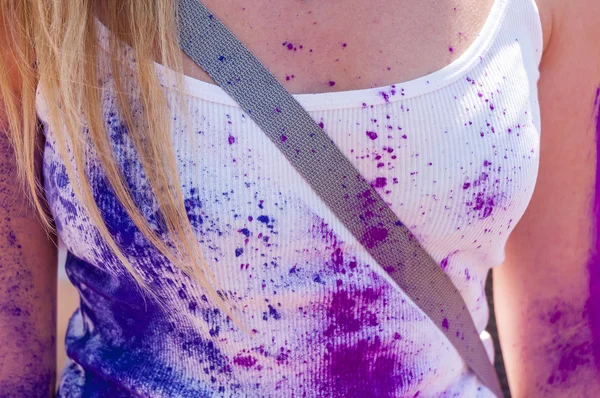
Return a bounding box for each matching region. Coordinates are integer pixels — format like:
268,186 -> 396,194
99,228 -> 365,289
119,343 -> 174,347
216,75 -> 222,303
177,1 -> 503,396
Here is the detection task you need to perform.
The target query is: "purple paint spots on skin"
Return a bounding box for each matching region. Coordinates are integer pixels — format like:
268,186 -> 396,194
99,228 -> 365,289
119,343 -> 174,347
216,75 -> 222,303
531,300 -> 594,391
228,135 -> 236,145
449,47 -> 454,53
329,81 -> 336,87
366,131 -> 378,140
342,43 -> 347,48
588,86 -> 600,371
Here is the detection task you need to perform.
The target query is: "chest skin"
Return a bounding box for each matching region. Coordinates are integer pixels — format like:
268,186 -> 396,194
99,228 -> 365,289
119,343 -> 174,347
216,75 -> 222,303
183,0 -> 495,94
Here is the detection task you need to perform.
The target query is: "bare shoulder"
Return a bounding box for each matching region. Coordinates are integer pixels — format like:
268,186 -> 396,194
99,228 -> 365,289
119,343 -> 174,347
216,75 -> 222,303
535,0 -> 600,54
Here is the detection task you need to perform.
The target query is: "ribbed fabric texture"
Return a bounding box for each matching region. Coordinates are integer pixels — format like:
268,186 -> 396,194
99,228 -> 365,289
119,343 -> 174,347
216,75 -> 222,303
38,0 -> 542,396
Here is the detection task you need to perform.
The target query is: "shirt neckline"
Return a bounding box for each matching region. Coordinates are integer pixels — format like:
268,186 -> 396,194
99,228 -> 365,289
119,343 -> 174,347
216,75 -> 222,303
96,0 -> 509,111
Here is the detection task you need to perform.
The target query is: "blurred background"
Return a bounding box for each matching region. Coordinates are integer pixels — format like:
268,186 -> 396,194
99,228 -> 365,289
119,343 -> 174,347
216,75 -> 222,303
56,243 -> 78,376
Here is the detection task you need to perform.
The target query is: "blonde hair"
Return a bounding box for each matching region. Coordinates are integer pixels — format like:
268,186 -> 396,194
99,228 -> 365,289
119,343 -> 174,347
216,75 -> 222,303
0,1 -> 235,320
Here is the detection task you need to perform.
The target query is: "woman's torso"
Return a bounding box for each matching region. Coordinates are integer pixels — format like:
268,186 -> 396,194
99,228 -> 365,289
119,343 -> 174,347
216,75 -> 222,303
39,0 -> 543,396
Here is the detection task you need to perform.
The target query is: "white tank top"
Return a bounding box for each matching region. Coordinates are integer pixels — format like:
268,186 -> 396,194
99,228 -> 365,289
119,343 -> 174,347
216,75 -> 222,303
39,0 -> 543,396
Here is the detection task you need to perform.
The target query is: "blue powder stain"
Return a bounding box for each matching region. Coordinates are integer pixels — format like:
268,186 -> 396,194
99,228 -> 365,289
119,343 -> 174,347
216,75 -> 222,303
268,305 -> 281,320
59,197 -> 78,217
235,248 -> 244,257
239,228 -> 251,237
54,164 -> 70,189
257,215 -> 270,224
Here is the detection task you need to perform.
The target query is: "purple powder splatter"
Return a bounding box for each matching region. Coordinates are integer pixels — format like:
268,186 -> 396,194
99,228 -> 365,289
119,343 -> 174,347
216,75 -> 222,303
233,354 -> 258,368
361,227 -> 389,249
366,131 -> 378,140
440,257 -> 449,270
323,290 -> 380,337
372,177 -> 387,188
228,135 -> 236,145
442,318 -> 449,330
322,336 -> 406,397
